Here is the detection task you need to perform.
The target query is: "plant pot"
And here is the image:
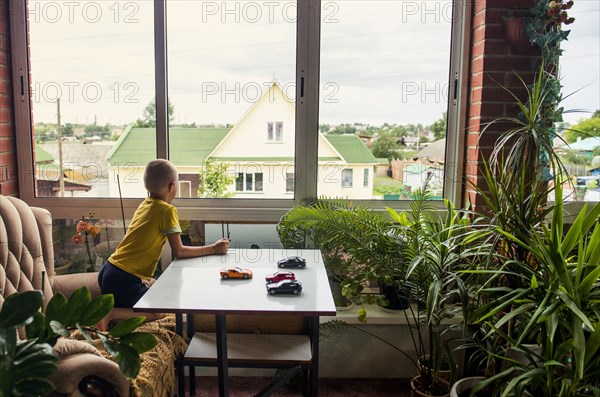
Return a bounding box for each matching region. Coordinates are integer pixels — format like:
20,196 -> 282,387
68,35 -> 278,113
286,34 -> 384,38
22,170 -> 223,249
418,356 -> 454,382
503,17 -> 532,53
450,377 -> 485,397
411,375 -> 450,397
379,280 -> 411,310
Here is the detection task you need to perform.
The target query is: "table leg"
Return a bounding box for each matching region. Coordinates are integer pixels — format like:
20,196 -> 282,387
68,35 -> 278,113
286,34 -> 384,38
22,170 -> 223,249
175,314 -> 185,397
216,314 -> 229,397
309,317 -> 319,396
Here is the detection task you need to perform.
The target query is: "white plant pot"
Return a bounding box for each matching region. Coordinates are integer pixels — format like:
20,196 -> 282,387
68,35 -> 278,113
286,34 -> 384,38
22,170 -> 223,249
450,377 -> 485,397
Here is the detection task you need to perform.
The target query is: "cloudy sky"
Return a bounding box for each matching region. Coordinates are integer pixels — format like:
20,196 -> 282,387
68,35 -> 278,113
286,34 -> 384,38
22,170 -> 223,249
28,0 -> 599,127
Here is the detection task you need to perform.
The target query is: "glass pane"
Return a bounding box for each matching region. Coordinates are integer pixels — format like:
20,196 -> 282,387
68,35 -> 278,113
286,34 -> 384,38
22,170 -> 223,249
28,1 -> 155,198
555,3 -> 600,202
167,0 -> 297,199
318,1 -> 452,200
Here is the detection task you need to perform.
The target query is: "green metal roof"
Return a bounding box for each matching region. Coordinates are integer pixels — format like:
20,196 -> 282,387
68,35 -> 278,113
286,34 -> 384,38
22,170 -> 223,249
324,135 -> 378,164
35,146 -> 54,163
106,127 -> 376,166
106,126 -> 231,166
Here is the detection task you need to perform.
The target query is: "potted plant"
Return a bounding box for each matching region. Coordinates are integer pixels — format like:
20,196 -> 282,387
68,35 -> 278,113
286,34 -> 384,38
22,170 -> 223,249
0,287 -> 158,396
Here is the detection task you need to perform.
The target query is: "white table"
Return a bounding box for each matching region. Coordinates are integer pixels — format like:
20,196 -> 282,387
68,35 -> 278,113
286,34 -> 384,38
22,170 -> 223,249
134,248 -> 336,396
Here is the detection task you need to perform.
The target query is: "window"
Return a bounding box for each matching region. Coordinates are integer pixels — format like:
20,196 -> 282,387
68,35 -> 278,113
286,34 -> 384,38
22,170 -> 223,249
342,169 -> 353,188
363,168 -> 369,187
286,173 -> 295,192
11,0 -> 467,222
178,181 -> 191,198
267,122 -> 283,142
236,172 -> 263,192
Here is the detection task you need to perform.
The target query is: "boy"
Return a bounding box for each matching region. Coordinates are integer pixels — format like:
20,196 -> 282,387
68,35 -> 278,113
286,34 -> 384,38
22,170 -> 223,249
98,159 -> 229,325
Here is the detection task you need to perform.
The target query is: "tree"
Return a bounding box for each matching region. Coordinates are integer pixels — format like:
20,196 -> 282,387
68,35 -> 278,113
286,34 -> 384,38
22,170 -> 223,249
563,111 -> 600,143
135,98 -> 175,127
429,112 -> 447,140
62,123 -> 74,136
198,161 -> 235,198
370,133 -> 400,160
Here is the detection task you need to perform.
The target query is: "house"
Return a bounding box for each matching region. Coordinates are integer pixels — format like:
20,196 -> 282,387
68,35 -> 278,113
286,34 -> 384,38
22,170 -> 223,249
401,163 -> 444,194
106,83 -> 379,199
34,146 -> 92,197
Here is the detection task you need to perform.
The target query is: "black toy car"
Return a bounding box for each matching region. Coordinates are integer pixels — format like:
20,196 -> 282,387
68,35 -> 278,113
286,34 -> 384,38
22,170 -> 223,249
266,280 -> 303,295
277,256 -> 306,268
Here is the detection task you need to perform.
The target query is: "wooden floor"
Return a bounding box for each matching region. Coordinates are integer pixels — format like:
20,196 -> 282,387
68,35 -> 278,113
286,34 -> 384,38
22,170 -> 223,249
184,377 -> 412,396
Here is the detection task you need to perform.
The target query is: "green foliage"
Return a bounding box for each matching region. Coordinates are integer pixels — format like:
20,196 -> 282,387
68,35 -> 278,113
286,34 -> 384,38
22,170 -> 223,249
198,161 -> 235,198
135,98 -> 175,128
430,112 -> 447,140
0,287 -> 159,396
564,115 -> 600,143
370,133 -> 401,160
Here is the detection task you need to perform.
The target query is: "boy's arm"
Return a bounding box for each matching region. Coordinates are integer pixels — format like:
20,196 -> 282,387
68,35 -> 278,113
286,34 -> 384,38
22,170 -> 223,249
167,233 -> 230,259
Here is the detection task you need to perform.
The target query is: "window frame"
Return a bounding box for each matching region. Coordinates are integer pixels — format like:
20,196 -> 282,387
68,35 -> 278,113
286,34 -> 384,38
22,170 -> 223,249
341,169 -> 353,188
10,0 -> 470,222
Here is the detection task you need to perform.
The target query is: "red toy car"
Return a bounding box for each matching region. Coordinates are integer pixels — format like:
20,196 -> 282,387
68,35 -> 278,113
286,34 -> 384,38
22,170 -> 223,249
265,271 -> 295,283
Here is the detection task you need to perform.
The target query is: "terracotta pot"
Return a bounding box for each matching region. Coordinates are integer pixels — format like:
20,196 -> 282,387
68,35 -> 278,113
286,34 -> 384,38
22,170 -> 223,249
503,17 -> 532,53
410,375 -> 450,397
450,377 -> 485,397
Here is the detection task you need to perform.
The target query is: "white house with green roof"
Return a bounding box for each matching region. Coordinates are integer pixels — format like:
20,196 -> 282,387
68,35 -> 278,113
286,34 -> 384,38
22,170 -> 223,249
106,82 -> 378,199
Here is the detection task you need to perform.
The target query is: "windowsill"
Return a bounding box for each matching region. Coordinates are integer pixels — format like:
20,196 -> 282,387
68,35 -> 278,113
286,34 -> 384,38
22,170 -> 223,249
265,141 -> 284,144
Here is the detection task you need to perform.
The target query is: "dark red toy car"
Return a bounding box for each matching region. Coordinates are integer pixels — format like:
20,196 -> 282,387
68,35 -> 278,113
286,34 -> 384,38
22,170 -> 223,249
265,271 -> 295,283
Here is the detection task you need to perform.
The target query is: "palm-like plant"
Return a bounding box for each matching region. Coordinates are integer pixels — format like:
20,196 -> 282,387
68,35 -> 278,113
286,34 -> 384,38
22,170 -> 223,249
471,182 -> 600,396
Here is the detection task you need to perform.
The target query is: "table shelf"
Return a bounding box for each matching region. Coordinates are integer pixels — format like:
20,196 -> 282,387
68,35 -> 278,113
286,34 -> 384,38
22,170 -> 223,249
185,332 -> 313,366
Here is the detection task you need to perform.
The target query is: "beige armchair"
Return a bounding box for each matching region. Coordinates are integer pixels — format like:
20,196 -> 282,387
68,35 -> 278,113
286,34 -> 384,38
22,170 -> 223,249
0,195 -> 186,397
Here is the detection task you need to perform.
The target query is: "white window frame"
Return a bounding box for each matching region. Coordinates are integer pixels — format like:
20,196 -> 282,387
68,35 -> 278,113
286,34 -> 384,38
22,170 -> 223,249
236,172 -> 263,193
286,172 -> 295,193
10,0 -> 470,222
363,168 -> 369,188
178,181 -> 192,198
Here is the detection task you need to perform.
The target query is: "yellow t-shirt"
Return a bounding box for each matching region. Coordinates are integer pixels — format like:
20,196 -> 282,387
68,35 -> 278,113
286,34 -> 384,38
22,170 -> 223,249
109,197 -> 181,280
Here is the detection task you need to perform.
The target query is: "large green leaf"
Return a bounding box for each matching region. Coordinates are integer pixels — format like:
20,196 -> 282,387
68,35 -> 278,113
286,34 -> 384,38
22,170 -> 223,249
44,293 -> 67,326
115,343 -> 141,379
0,291 -> 43,328
62,287 -> 92,327
12,378 -> 55,397
80,295 -> 114,326
119,332 -> 158,354
108,316 -> 146,338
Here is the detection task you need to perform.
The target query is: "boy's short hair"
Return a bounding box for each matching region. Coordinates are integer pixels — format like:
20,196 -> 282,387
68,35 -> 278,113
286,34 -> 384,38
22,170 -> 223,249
144,159 -> 178,193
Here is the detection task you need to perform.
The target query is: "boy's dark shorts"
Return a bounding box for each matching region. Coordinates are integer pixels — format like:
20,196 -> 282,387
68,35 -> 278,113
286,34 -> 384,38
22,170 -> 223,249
98,261 -> 149,308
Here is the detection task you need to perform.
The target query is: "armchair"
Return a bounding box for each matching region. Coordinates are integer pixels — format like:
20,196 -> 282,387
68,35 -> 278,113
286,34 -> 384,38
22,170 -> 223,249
0,195 -> 186,396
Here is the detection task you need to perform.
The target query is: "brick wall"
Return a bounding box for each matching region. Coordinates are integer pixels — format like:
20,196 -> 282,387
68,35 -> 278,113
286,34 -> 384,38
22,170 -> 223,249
0,0 -> 17,196
463,0 -> 542,209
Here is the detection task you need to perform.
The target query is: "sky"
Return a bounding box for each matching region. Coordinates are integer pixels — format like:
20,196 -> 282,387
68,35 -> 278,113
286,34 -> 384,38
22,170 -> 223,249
27,0 -> 599,128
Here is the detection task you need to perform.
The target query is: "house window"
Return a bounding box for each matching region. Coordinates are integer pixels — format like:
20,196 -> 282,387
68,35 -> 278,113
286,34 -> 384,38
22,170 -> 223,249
342,169 -> 353,188
286,173 -> 295,193
267,122 -> 283,142
236,173 -> 263,192
178,181 -> 191,198
363,169 -> 369,187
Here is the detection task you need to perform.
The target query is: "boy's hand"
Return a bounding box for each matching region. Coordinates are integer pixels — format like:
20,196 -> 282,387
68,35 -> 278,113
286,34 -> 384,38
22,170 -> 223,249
213,238 -> 230,255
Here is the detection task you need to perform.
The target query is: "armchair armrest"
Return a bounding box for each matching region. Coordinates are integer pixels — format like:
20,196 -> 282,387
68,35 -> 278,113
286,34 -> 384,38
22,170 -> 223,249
51,339 -> 129,397
52,272 -> 102,299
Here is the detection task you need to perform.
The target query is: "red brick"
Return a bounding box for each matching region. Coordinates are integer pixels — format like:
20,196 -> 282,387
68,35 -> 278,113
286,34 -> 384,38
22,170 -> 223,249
0,137 -> 14,152
482,23 -> 504,41
0,151 -> 15,165
0,122 -> 14,137
0,180 -> 18,196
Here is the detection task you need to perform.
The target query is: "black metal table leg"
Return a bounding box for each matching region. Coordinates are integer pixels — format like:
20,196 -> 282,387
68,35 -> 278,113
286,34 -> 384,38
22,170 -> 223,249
175,313 -> 185,396
309,317 -> 319,396
216,314 -> 229,396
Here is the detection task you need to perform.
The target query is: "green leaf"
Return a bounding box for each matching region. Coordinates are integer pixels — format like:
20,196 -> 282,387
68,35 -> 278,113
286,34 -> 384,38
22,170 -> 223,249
579,267 -> 600,300
49,320 -> 69,337
25,312 -> 46,341
63,287 -> 92,327
115,343 -> 141,379
560,203 -> 587,254
119,332 -> 158,354
0,291 -> 43,328
531,274 -> 538,289
357,308 -> 367,323
79,295 -> 114,326
44,293 -> 67,326
557,290 -> 594,331
12,378 -> 55,396
108,316 -> 146,338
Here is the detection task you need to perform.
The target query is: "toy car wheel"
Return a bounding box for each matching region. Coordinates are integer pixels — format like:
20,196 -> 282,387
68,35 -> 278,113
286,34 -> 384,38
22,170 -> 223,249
278,263 -> 285,268
243,274 -> 249,279
268,289 -> 276,295
222,274 -> 229,279
299,264 -> 306,268
293,289 -> 300,295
